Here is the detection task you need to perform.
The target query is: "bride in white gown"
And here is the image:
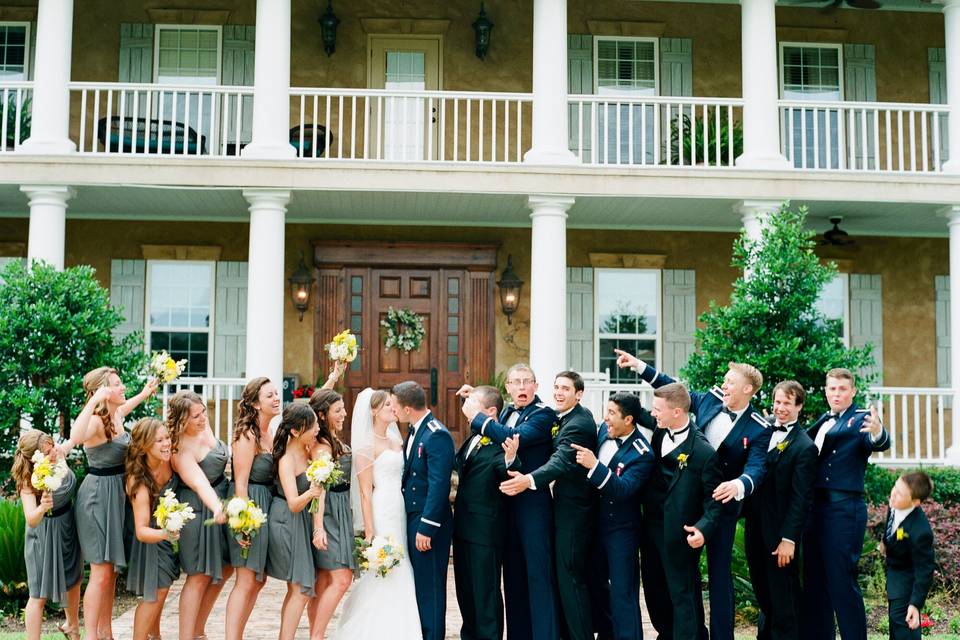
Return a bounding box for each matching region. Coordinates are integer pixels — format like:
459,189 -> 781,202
331,388 -> 422,639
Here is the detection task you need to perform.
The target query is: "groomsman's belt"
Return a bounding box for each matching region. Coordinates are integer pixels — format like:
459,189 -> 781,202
815,488 -> 860,503
49,502 -> 72,518
211,474 -> 226,489
329,483 -> 351,493
87,464 -> 125,476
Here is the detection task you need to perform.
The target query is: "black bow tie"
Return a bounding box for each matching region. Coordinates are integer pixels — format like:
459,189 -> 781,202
722,408 -> 738,421
616,436 -> 627,447
773,421 -> 796,433
667,426 -> 689,442
827,412 -> 840,419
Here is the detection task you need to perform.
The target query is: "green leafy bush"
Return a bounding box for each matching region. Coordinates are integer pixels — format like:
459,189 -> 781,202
865,464 -> 960,506
0,498 -> 27,611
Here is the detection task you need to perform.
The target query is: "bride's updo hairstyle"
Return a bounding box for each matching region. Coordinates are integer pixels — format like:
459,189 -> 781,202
272,403 -> 317,475
369,390 -> 390,417
309,388 -> 346,460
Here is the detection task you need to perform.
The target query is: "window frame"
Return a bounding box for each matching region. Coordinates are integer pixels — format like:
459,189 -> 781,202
0,21 -> 31,81
144,259 -> 217,378
778,41 -> 845,101
152,24 -> 223,86
592,36 -> 660,96
593,267 -> 662,377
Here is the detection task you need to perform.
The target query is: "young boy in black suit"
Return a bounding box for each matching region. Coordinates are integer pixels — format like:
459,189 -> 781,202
883,471 -> 935,640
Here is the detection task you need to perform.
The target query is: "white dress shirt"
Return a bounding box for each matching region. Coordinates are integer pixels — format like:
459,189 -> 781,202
660,422 -> 691,457
705,407 -> 745,451
891,506 -> 916,533
813,415 -> 839,452
464,433 -> 483,460
406,414 -> 428,456
767,422 -> 797,451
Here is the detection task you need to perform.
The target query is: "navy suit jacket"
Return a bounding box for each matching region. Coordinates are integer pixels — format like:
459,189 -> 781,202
807,403 -> 890,494
587,423 -> 655,531
402,411 -> 456,537
638,364 -> 771,498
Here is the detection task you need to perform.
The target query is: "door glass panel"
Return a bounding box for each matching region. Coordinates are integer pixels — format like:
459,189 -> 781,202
782,45 -> 843,169
155,27 -> 219,153
384,50 -> 426,161
595,39 -> 657,165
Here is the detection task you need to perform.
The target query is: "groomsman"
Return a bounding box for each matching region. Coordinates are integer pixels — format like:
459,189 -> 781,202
641,382 -> 723,640
617,349 -> 770,640
743,380 -> 818,640
458,364 -> 559,640
394,381 -> 456,640
801,368 -> 889,640
499,371 -> 598,640
571,392 -> 655,640
454,385 -> 522,640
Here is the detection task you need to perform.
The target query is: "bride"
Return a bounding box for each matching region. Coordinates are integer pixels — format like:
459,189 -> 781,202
330,388 -> 422,638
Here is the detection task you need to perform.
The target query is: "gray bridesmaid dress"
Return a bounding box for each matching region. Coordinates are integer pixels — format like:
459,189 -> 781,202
227,452 -> 274,580
126,475 -> 181,602
75,431 -> 130,569
313,452 -> 355,571
176,439 -> 230,583
25,466 -> 82,603
266,473 -> 316,596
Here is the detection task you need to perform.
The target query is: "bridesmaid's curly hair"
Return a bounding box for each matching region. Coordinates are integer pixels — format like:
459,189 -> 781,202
83,366 -> 119,439
11,430 -> 53,495
166,390 -> 205,454
272,403 -> 317,476
125,418 -> 167,504
309,388 -> 346,460
233,377 -> 272,452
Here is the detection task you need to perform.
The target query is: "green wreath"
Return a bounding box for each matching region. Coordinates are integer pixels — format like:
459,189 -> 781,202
380,307 -> 426,353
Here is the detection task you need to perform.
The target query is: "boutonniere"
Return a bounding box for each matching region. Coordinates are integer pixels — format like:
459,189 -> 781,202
477,436 -> 492,448
616,462 -> 625,477
677,453 -> 689,470
847,418 -> 854,427
776,440 -> 790,453
551,423 -> 560,439
896,527 -> 909,541
417,443 -> 424,459
743,437 -> 748,450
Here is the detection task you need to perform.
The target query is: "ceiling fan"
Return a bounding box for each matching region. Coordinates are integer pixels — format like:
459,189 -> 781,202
821,217 -> 856,247
793,0 -> 883,10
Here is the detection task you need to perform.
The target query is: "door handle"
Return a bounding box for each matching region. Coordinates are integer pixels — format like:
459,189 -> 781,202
430,367 -> 438,406
431,106 -> 437,124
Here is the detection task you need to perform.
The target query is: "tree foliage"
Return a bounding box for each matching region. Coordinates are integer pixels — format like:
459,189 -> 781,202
680,204 -> 876,420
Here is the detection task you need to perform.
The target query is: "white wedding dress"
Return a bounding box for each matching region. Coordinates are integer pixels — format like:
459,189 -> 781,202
331,448 -> 422,639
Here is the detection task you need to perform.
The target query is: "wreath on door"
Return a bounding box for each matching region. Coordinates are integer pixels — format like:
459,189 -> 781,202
380,306 -> 426,353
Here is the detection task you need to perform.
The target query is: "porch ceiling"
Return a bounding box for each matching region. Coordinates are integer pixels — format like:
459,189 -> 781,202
0,183 -> 947,237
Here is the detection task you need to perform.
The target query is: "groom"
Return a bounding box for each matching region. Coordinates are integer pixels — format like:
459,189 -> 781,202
394,381 -> 456,640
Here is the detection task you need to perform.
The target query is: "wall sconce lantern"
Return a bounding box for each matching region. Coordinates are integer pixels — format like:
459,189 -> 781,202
496,254 -> 523,324
288,252 -> 316,321
319,0 -> 340,57
472,2 -> 494,60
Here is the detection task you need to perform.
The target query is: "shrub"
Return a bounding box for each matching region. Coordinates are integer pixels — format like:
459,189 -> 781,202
865,465 -> 960,507
0,498 -> 27,613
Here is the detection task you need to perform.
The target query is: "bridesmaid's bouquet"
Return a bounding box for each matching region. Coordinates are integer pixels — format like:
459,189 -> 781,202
326,330 -> 359,364
148,350 -> 187,383
305,452 -> 345,513
224,496 -> 267,559
154,489 -> 196,552
355,535 -> 404,578
30,451 -> 69,515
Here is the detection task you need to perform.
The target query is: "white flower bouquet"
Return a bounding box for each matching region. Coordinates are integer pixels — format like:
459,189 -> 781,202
224,496 -> 268,558
153,489 -> 196,552
355,535 -> 405,578
148,350 -> 187,383
326,330 -> 359,364
30,451 -> 70,515
305,452 -> 345,513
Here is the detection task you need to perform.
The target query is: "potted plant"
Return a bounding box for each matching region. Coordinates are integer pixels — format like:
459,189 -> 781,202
4,94 -> 31,149
668,112 -> 743,166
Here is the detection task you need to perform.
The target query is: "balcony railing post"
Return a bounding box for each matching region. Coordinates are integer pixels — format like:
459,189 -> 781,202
942,0 -> 960,173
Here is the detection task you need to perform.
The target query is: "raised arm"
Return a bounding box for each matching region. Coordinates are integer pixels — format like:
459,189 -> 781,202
530,417 -> 595,487
320,360 -> 347,391
63,387 -> 113,450
470,406 -> 554,449
118,377 -> 159,421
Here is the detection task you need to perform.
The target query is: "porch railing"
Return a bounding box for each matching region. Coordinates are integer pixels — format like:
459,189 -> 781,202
778,100 -> 950,173
567,95 -> 745,167
288,88 -> 533,163
160,376 -> 246,447
0,82 -> 32,153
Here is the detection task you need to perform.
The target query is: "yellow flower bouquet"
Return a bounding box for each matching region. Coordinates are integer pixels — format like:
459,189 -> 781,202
154,488 -> 196,552
30,451 -> 69,515
326,330 -> 359,364
224,496 -> 268,558
148,350 -> 187,383
305,452 -> 345,513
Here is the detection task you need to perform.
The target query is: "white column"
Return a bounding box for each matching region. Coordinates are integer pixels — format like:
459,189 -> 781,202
942,205 -> 960,463
243,189 -> 290,386
18,0 -> 76,154
241,0 -> 296,159
735,199 -> 780,243
942,0 -> 960,174
523,0 -> 577,165
21,185 -> 73,269
528,195 -> 573,384
735,0 -> 790,170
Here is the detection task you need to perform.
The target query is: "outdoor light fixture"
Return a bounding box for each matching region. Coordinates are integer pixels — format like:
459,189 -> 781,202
319,0 -> 340,57
472,2 -> 494,60
497,254 -> 523,324
288,252 -> 315,322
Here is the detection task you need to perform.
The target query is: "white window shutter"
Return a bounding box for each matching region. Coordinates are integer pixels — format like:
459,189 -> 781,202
844,44 -> 877,170
119,24 -> 154,83
849,273 -> 883,384
662,269 -> 696,375
222,25 -> 256,144
936,275 -> 951,388
660,38 -> 693,98
214,261 -> 247,378
568,34 -> 593,159
110,259 -> 146,340
566,267 -> 594,373
27,22 -> 37,80
929,48 -> 948,165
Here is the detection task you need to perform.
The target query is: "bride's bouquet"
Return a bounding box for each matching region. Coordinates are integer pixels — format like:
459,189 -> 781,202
31,451 -> 70,515
355,535 -> 405,578
224,496 -> 267,558
154,489 -> 196,552
148,350 -> 187,383
326,330 -> 359,364
305,452 -> 345,513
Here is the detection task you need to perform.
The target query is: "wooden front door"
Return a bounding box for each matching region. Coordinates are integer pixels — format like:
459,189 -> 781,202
313,242 -> 497,445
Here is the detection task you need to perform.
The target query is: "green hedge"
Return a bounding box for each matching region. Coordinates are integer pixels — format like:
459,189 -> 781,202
864,464 -> 960,506
0,497 -> 27,612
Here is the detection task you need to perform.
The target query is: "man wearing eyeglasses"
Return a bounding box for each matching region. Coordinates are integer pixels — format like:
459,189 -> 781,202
458,364 -> 559,640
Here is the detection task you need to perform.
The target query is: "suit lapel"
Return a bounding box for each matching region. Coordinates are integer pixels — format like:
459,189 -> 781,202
403,412 -> 432,479
609,429 -> 640,469
823,405 -> 857,449
666,432 -> 695,495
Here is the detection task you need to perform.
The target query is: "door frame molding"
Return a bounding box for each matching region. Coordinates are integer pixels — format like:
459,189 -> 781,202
312,241 -> 497,270
365,34 -> 444,90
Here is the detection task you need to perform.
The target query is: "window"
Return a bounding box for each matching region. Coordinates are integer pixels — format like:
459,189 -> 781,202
780,43 -> 843,169
154,25 -> 221,149
146,261 -> 215,377
0,22 -> 29,80
594,37 -> 658,165
815,273 -> 850,346
595,269 -> 660,383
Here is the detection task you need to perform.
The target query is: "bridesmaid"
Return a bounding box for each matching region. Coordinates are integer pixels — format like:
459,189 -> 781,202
168,390 -> 232,640
266,403 -> 325,640
125,418 -> 181,640
66,366 -> 157,640
14,430 -> 81,640
308,388 -> 355,640
224,377 -> 279,640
